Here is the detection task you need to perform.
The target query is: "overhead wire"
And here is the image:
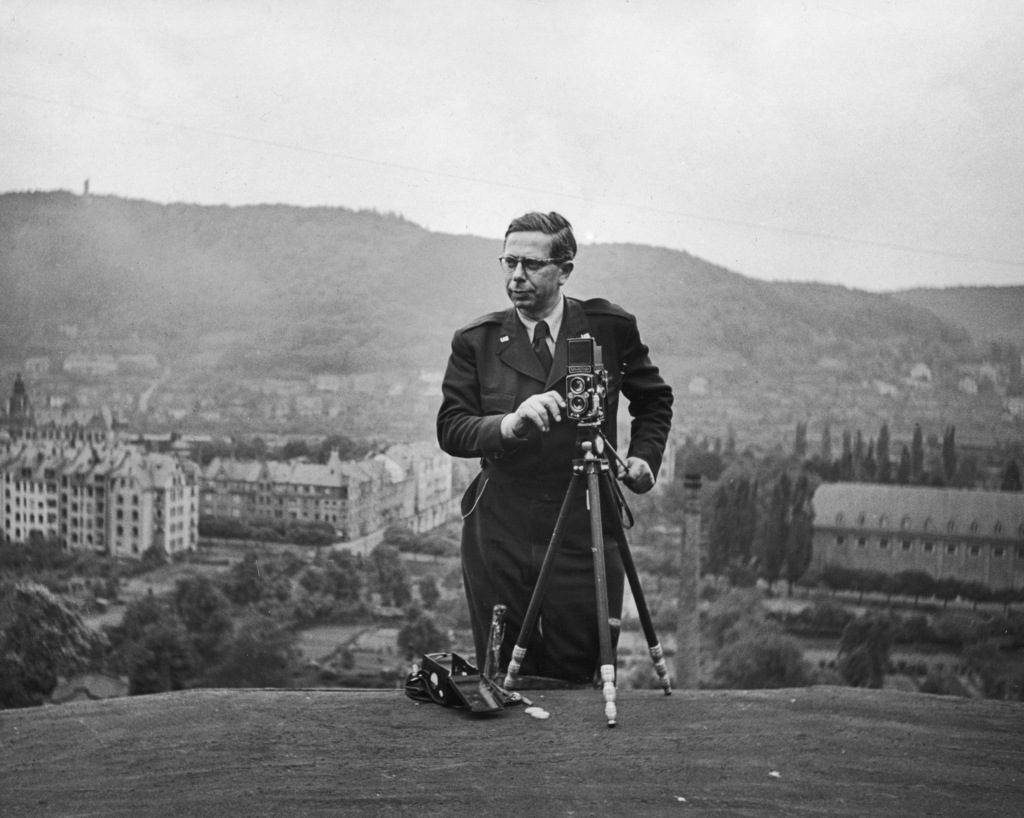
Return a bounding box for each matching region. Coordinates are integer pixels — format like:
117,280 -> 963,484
2,87 -> 1022,270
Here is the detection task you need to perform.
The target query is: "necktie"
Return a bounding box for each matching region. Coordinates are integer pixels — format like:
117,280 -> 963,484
533,321 -> 553,374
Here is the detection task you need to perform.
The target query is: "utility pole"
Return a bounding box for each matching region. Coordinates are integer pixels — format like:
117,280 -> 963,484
675,472 -> 701,689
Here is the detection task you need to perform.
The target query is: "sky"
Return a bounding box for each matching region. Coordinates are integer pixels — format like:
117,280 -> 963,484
2,0 -> 1023,292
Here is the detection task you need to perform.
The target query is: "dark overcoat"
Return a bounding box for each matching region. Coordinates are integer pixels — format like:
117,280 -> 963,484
437,296 -> 673,682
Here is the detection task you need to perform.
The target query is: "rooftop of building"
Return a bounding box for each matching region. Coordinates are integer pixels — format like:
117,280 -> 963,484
813,482 -> 1024,537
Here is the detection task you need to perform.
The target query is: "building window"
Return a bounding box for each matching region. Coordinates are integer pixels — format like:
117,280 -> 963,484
857,513 -> 866,526
947,519 -> 956,533
993,547 -> 1004,558
969,545 -> 981,557
901,540 -> 913,552
857,537 -> 867,548
946,544 -> 957,555
923,542 -> 934,553
970,520 -> 979,534
836,535 -> 846,546
879,539 -> 889,549
994,521 -> 1003,535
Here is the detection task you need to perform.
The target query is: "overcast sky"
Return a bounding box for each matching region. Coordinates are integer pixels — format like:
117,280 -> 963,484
2,0 -> 1023,292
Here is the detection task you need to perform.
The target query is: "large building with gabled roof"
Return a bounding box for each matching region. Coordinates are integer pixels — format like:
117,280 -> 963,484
1,438 -> 199,557
200,444 -> 453,541
811,482 -> 1024,591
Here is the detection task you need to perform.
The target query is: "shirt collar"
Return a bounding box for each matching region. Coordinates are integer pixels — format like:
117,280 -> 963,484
516,296 -> 565,344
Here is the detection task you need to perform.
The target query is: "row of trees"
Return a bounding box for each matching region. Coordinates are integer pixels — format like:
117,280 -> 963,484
797,421 -> 1022,491
705,466 -> 814,595
812,564 -> 1024,610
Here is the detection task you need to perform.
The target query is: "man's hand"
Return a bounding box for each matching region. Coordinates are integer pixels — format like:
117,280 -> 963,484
500,390 -> 566,439
619,456 -> 655,494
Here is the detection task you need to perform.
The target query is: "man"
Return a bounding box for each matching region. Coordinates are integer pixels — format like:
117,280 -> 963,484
437,211 -> 673,684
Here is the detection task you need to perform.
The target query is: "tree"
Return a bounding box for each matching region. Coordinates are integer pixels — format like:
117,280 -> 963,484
223,553 -> 267,605
876,424 -> 891,484
325,550 -> 364,607
897,445 -> 911,485
707,470 -> 756,579
1001,459 -> 1022,492
853,431 -> 865,480
711,630 -> 813,689
942,425 -> 957,484
397,606 -> 446,660
894,570 -> 934,607
837,615 -> 891,688
783,473 -> 814,595
203,614 -> 298,688
368,544 -> 412,607
820,421 -> 833,465
110,594 -> 197,695
418,575 -> 441,609
862,437 -> 877,482
757,473 -> 790,591
174,575 -> 233,663
911,423 -> 925,484
707,481 -> 735,576
840,430 -> 853,481
793,421 -> 807,460
0,582 -> 104,708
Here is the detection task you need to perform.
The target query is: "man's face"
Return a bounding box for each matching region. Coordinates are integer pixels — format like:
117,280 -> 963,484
502,231 -> 572,320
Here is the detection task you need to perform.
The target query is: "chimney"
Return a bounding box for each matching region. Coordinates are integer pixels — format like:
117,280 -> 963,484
674,472 -> 702,689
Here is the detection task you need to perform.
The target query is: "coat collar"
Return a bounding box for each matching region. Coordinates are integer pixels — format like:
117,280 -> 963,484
496,297 -> 592,389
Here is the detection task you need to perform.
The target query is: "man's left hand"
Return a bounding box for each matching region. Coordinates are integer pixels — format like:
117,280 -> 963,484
619,457 -> 654,494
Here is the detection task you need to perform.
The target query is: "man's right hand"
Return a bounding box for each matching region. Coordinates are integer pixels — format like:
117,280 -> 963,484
500,390 -> 566,439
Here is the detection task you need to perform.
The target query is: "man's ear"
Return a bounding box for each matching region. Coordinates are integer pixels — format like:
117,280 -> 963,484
558,261 -> 574,283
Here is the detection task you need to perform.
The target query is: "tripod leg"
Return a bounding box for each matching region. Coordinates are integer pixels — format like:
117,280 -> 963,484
503,473 -> 582,690
600,475 -> 672,695
587,468 -> 618,728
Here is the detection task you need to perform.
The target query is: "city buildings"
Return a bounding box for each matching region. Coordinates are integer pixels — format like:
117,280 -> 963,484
2,375 -> 455,556
200,441 -> 454,541
1,436 -> 199,558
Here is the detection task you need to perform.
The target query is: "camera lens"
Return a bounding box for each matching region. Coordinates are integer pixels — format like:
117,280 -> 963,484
567,376 -> 587,394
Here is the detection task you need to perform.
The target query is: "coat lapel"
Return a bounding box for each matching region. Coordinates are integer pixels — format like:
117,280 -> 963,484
496,298 -> 593,389
496,309 -> 547,383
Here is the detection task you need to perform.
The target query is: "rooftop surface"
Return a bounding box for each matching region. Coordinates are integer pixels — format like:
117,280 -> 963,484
2,685 -> 1022,816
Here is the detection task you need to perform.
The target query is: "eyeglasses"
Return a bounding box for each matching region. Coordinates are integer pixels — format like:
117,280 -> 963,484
498,255 -> 566,274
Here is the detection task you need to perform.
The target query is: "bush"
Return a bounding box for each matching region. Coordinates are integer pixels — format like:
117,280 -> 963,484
711,629 -> 813,689
781,600 -> 854,638
0,582 -> 105,707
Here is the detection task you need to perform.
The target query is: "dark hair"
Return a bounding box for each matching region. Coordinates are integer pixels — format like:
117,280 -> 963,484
504,211 -> 577,260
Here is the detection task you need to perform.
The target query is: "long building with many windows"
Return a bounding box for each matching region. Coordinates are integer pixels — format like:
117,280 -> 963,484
1,438 -> 199,557
811,483 -> 1024,591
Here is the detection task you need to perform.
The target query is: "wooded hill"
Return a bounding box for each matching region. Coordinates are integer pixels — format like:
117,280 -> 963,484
1,191 -> 1019,444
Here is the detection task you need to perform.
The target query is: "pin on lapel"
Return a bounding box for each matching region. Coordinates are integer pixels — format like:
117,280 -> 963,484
500,335 -> 510,343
